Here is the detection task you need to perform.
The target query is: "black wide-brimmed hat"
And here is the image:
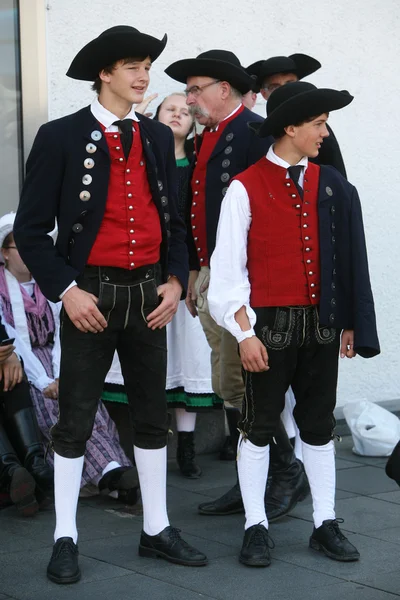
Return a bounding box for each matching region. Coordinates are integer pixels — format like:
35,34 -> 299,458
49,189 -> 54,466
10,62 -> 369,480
67,26 -> 167,81
247,54 -> 321,87
165,50 -> 254,94
256,81 -> 353,138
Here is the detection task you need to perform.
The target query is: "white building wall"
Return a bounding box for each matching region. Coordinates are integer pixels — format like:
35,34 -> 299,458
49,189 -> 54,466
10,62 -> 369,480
45,0 -> 400,408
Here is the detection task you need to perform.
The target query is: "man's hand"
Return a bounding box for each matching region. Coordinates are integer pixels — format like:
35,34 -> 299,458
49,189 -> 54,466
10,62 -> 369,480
185,270 -> 199,318
0,343 -> 15,365
0,353 -> 23,392
239,337 -> 270,373
147,277 -> 182,330
43,380 -> 59,399
340,329 -> 356,358
62,286 -> 107,333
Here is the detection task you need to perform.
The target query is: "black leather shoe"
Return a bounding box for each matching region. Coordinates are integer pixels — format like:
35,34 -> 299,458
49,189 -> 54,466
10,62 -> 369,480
47,537 -> 81,584
177,432 -> 202,479
239,524 -> 273,567
98,466 -> 139,505
139,526 -> 208,566
198,481 -> 244,515
266,460 -> 310,522
309,519 -> 360,561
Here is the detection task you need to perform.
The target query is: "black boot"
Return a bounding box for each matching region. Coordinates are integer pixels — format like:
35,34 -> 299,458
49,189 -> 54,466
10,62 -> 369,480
198,408 -> 244,515
98,466 -> 140,505
177,432 -> 202,478
265,420 -> 310,522
309,519 -> 360,561
0,422 -> 38,516
6,408 -> 54,504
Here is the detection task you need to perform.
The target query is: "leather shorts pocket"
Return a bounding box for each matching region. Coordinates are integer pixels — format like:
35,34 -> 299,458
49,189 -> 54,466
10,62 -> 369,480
140,279 -> 160,323
315,326 -> 336,345
261,327 -> 292,350
98,282 -> 117,322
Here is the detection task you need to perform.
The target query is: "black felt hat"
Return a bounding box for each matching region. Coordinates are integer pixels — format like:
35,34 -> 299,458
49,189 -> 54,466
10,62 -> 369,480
67,26 -> 167,81
256,81 -> 353,138
246,54 -> 321,87
165,50 -> 254,94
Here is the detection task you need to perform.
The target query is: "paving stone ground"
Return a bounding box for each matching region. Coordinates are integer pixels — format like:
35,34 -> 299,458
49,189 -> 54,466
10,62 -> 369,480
1,435 -> 400,600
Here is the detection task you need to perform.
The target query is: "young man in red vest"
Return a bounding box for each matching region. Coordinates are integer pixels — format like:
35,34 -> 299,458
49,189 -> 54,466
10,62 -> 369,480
15,26 -> 207,584
208,82 -> 380,567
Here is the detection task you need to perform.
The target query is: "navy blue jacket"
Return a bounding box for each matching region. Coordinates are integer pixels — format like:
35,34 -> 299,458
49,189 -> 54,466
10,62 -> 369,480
318,166 -> 379,358
14,107 -> 188,302
188,106 -> 273,269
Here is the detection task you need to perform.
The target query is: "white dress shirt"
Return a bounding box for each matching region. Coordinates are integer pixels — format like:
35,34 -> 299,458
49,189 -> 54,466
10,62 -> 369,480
60,98 -> 140,299
208,145 -> 308,343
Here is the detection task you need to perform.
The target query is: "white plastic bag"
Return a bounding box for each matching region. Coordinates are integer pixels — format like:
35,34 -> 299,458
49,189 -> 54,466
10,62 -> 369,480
343,400 -> 400,457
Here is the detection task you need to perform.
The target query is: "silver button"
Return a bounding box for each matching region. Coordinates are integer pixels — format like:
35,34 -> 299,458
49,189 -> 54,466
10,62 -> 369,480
306,259 -> 312,264
295,204 -> 301,208
194,191 -> 199,196
91,130 -> 102,141
130,262 -> 135,267
158,180 -> 163,191
305,248 -> 311,252
221,173 -> 230,183
86,143 -> 97,154
161,196 -> 168,206
129,251 -> 133,255
326,186 -> 333,196
200,258 -> 204,262
126,181 -> 131,185
126,169 -> 131,173
286,182 -> 291,187
113,134 -> 118,139
305,236 -> 310,240
197,247 -> 201,252
311,294 -> 316,298
116,146 -> 121,151
84,158 -> 94,169
222,159 -> 230,168
191,213 -> 195,218
131,240 -> 136,244
119,157 -> 124,162
192,225 -> 196,229
195,180 -> 200,184
303,213 -> 308,217
291,194 -> 297,198
128,193 -> 133,198
222,187 -> 228,196
303,224 -> 308,228
130,218 -> 134,222
129,206 -> 133,210
224,146 -> 232,154
309,271 -> 313,275
82,174 -> 92,185
311,283 -> 315,288
164,213 -> 170,223
193,202 -> 197,206
226,132 -> 234,141
79,191 -> 91,201
194,237 -> 198,241
130,230 -> 134,234
140,161 -> 144,166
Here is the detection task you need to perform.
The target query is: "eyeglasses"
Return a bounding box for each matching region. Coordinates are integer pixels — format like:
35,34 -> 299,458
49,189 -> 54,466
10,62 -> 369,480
184,80 -> 221,98
262,83 -> 282,93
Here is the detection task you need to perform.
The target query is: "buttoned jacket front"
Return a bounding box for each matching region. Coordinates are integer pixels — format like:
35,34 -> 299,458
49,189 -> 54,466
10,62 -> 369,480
14,107 -> 187,302
188,106 -> 273,269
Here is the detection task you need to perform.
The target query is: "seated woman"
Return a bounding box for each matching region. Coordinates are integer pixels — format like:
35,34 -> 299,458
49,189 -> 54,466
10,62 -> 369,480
0,323 -> 53,516
0,213 -> 138,503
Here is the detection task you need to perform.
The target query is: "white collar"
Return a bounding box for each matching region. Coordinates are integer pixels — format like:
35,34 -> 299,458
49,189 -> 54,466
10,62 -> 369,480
267,144 -> 308,174
90,96 -> 140,132
212,103 -> 243,132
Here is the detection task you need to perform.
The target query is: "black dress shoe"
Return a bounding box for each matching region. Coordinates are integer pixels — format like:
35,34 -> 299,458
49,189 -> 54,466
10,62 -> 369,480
239,524 -> 273,567
309,519 -> 360,561
266,461 -> 310,522
139,526 -> 208,566
47,537 -> 81,584
198,482 -> 244,515
98,466 -> 139,505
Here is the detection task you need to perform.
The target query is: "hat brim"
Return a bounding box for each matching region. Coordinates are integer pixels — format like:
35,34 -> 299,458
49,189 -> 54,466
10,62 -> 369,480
67,31 -> 167,81
165,58 -> 254,94
247,54 -> 321,87
257,88 -> 353,137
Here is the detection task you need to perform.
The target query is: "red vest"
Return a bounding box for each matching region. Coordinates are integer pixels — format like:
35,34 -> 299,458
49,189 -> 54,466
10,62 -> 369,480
88,124 -> 161,269
234,158 -> 321,307
191,104 -> 245,267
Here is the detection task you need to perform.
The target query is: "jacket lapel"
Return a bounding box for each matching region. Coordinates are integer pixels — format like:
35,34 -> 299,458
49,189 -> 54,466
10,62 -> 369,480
209,120 -> 236,161
82,107 -> 109,157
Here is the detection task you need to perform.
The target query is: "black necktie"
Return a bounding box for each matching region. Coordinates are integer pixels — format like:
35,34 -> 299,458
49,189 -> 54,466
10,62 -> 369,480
113,119 -> 134,160
287,165 -> 303,199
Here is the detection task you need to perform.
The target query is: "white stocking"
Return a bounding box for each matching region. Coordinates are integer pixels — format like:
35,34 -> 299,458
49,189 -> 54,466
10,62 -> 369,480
237,436 -> 270,530
134,445 -> 169,536
54,453 -> 84,544
302,440 -> 336,528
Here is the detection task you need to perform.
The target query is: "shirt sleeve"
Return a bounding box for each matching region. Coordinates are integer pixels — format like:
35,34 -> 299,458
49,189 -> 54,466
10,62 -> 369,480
208,180 -> 256,343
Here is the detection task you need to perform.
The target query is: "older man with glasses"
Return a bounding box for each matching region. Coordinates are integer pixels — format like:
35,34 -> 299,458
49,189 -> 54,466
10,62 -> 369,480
165,51 -> 308,520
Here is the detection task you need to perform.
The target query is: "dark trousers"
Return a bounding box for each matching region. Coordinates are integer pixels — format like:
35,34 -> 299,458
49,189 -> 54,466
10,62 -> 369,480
240,306 -> 340,447
51,264 -> 168,458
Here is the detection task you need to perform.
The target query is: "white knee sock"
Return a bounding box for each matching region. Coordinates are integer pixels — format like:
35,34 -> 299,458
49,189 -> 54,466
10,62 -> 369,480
302,440 -> 336,528
54,453 -> 84,544
134,445 -> 170,536
237,436 -> 270,530
175,409 -> 197,432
